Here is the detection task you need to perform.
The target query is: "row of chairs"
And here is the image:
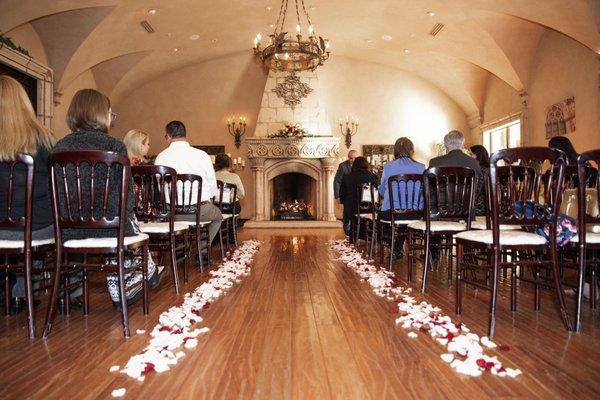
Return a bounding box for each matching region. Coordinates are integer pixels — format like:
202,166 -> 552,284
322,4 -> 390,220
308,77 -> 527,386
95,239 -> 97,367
1,150 -> 240,339
353,147 -> 600,337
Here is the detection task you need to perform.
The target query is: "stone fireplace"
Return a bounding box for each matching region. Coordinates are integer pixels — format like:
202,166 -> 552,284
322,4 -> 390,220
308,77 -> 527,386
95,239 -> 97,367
245,136 -> 340,227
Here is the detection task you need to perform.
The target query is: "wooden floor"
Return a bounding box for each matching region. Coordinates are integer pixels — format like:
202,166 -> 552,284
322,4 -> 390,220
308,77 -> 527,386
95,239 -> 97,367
1,229 -> 599,399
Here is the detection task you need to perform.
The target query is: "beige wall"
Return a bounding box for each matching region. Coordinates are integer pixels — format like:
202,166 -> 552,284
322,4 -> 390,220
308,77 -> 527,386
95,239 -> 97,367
481,30 -> 600,152
114,54 -> 468,219
5,23 -> 48,66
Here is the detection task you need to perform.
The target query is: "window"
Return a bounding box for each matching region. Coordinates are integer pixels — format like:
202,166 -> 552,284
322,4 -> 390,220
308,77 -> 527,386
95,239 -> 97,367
482,118 -> 521,154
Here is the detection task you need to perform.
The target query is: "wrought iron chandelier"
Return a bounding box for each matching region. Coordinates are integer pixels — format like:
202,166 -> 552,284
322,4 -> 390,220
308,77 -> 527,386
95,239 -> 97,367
253,0 -> 330,72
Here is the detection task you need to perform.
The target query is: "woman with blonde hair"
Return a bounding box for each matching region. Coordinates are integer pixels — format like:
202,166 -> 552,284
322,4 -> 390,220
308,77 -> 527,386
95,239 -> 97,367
0,75 -> 55,311
123,129 -> 150,165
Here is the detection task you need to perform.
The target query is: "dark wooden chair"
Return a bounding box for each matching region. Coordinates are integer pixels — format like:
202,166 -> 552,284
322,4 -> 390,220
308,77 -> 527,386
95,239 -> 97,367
407,167 -> 476,291
354,182 -> 379,256
132,165 -> 189,287
174,174 -> 212,272
571,151 -> 600,331
43,151 -> 150,339
215,180 -> 238,253
454,147 -> 572,337
377,174 -> 424,273
0,154 -> 54,339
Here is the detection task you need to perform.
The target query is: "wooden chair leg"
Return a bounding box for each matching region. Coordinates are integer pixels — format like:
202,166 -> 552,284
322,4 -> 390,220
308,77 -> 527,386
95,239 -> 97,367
63,273 -> 71,316
421,232 -> 431,293
117,252 -> 130,338
24,249 -> 35,339
4,271 -> 10,316
534,268 -> 541,311
407,230 -> 413,282
170,234 -> 180,294
510,265 -> 517,312
550,241 -> 573,331
83,270 -> 89,315
219,222 -> 226,260
455,242 -> 463,315
575,242 -> 586,332
389,225 -> 395,271
488,250 -> 500,338
196,227 -> 204,272
142,245 -> 149,315
43,249 -> 63,339
233,217 -> 239,248
183,233 -> 189,283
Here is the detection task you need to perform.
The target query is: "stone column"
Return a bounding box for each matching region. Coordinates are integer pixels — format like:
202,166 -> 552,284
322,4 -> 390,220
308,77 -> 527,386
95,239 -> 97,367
320,157 -> 337,221
249,157 -> 266,221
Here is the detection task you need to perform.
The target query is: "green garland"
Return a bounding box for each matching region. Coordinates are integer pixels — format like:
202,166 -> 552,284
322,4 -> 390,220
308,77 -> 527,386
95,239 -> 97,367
0,34 -> 30,57
267,123 -> 316,139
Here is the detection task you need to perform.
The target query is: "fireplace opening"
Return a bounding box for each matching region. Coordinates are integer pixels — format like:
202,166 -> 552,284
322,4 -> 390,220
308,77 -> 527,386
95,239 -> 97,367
271,173 -> 316,220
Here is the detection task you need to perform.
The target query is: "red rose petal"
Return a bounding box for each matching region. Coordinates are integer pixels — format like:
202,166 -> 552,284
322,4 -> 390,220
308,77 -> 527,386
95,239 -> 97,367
445,332 -> 455,340
202,302 -> 211,310
499,344 -> 511,351
158,325 -> 172,332
419,325 -> 431,332
191,309 -> 202,316
143,362 -> 155,374
476,359 -> 486,369
183,336 -> 193,344
171,328 -> 183,335
497,366 -> 506,373
485,361 -> 495,370
388,308 -> 398,315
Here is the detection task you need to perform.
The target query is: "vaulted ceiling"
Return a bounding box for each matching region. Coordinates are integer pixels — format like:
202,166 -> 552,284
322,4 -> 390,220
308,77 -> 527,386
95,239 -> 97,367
2,0 -> 599,116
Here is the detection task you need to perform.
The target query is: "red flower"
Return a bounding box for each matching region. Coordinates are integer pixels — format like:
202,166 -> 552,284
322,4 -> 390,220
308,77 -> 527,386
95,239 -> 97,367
499,344 -> 511,351
143,362 -> 155,374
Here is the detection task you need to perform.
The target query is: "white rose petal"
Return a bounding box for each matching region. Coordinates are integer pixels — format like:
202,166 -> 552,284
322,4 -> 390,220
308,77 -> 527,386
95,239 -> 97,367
109,365 -> 120,373
111,388 -> 126,398
407,332 -> 418,339
440,353 -> 454,363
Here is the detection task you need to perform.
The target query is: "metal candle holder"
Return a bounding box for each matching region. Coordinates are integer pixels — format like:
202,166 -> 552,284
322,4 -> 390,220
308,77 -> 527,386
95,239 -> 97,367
227,117 -> 247,149
339,117 -> 359,148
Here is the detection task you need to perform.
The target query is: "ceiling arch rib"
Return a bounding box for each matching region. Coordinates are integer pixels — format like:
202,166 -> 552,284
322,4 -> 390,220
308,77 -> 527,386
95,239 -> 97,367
91,51 -> 151,97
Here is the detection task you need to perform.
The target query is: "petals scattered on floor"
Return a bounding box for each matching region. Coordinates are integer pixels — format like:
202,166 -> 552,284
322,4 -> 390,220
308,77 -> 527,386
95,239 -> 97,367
110,240 -> 261,397
329,239 -> 522,379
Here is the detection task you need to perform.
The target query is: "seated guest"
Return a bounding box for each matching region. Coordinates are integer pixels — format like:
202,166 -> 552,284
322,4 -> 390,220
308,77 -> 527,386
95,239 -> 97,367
339,156 -> 378,242
548,136 -> 578,165
0,75 -> 55,311
154,121 -> 222,245
123,129 -> 151,165
378,137 -> 425,259
469,144 -> 490,216
214,153 -> 245,215
53,88 -> 158,307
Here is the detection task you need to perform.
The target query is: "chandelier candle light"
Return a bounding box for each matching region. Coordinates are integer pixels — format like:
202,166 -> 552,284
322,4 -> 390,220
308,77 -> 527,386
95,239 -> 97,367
339,116 -> 359,148
253,0 -> 330,72
227,116 -> 246,149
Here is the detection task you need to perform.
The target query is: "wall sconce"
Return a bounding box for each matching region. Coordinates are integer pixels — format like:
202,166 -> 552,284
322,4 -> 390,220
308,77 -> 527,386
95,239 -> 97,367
339,116 -> 359,148
227,116 -> 247,149
227,153 -> 246,172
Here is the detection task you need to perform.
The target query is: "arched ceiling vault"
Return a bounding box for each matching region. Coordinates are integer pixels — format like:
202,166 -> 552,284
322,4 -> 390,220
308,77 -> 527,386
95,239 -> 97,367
3,0 -> 599,116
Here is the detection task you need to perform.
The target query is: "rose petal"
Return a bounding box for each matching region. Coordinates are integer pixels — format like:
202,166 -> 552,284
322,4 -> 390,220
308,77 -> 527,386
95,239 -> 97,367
440,353 -> 454,363
109,365 -> 120,373
407,332 -> 418,339
111,388 -> 126,398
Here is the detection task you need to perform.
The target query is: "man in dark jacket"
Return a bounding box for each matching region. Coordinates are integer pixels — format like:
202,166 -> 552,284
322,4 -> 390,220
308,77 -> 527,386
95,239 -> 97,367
334,150 -> 357,236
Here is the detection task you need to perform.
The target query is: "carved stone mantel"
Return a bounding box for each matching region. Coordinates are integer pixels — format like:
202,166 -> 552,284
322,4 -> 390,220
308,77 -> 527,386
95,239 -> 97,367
247,136 -> 340,223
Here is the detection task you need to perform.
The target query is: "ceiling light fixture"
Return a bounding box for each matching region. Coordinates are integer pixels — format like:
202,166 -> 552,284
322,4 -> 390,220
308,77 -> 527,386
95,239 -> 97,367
211,38 -> 218,43
365,39 -> 373,43
266,6 -> 272,11
381,34 -> 393,41
173,47 -> 179,52
403,48 -> 409,53
148,9 -> 157,15
427,11 -> 435,17
253,0 -> 330,72
189,34 -> 200,41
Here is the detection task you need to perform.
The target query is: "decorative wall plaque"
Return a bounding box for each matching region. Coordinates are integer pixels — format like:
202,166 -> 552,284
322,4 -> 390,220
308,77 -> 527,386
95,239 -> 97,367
272,74 -> 313,109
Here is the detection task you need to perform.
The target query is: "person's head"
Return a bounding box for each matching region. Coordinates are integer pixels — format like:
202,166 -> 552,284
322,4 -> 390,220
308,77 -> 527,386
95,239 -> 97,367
351,156 -> 370,172
0,75 -> 54,161
393,137 -> 415,159
444,130 -> 465,152
165,120 -> 186,143
67,88 -> 113,133
469,144 -> 490,169
347,150 -> 358,164
548,136 -> 577,164
214,153 -> 231,171
123,129 -> 150,161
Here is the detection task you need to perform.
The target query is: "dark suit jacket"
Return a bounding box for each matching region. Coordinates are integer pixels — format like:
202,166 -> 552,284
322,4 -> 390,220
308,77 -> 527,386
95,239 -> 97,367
334,160 -> 352,199
339,170 -> 378,220
428,149 -> 483,214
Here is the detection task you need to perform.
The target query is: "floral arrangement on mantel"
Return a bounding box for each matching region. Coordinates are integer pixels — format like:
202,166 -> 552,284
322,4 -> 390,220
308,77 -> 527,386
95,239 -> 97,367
267,123 -> 316,139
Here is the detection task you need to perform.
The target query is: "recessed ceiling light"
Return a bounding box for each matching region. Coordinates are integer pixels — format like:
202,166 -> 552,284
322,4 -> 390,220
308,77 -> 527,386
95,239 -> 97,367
269,24 -> 275,28
189,34 -> 200,41
403,48 -> 409,53
173,47 -> 179,52
148,9 -> 157,15
427,11 -> 435,17
266,6 -> 272,11
211,38 -> 218,43
381,34 -> 393,41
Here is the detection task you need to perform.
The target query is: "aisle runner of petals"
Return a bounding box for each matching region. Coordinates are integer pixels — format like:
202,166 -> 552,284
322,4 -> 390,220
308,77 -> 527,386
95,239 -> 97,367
109,240 -> 261,397
329,240 -> 522,379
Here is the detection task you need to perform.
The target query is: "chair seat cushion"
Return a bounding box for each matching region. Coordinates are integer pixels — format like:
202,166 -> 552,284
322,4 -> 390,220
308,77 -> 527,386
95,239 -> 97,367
380,219 -> 422,225
177,220 -> 211,227
455,230 -> 547,245
470,220 -> 522,231
0,238 -> 54,249
222,214 -> 239,220
64,233 -> 149,248
358,213 -> 375,220
139,221 -> 189,234
407,221 -> 466,232
571,233 -> 600,244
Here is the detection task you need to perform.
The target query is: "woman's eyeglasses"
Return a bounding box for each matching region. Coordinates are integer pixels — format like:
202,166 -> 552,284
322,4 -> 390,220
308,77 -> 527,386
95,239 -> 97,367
110,111 -> 118,122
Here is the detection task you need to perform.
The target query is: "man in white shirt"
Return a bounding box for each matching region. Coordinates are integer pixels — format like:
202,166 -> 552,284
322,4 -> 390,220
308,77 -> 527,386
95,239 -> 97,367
154,120 -> 223,244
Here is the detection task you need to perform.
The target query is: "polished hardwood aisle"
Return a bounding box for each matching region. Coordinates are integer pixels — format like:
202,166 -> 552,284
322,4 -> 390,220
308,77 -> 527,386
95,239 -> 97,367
1,229 -> 600,399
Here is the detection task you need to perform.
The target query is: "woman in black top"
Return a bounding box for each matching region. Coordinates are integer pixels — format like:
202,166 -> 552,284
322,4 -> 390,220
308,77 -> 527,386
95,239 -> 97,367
339,156 -> 378,242
470,145 -> 489,216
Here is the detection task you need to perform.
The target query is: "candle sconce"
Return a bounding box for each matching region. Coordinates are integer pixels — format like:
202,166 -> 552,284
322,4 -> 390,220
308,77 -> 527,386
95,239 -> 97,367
227,116 -> 247,149
226,153 -> 246,172
339,116 -> 359,148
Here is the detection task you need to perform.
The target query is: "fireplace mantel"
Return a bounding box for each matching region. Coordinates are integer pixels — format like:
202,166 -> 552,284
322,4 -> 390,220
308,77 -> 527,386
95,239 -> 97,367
246,136 -> 340,159
246,136 -> 341,226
